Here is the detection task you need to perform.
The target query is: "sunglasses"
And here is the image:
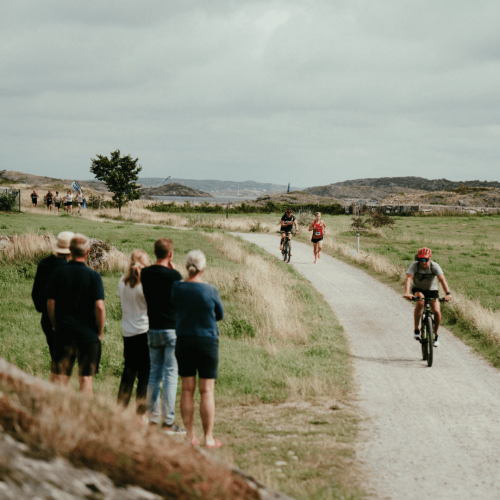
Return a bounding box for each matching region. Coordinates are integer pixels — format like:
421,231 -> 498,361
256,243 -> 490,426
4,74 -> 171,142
418,258 -> 429,263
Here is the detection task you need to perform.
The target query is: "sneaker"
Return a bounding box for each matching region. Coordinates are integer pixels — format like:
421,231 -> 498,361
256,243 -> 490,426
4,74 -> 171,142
433,335 -> 439,347
414,329 -> 420,340
161,423 -> 186,435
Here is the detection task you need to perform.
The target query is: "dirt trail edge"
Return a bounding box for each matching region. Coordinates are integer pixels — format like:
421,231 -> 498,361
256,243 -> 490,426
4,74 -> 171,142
233,233 -> 500,500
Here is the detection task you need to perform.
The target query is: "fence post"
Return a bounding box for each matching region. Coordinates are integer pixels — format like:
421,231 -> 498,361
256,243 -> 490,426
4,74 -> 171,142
198,213 -> 200,222
19,189 -> 21,212
130,208 -> 133,218
357,233 -> 360,254
98,195 -> 101,210
226,205 -> 229,219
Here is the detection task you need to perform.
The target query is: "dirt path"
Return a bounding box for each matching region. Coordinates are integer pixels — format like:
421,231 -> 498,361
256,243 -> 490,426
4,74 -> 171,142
234,233 -> 500,499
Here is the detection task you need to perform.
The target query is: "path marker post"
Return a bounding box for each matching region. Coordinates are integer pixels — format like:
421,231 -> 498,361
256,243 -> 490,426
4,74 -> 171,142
357,233 -> 360,254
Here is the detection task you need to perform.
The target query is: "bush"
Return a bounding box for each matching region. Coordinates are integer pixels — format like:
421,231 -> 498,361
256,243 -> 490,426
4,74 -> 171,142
221,317 -> 256,339
0,193 -> 18,212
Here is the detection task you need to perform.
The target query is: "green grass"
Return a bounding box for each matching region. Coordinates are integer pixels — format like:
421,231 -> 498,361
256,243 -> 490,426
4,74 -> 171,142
0,212 -> 361,499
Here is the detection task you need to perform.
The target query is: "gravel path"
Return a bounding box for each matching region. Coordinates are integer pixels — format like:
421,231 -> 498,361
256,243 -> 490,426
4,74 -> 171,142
233,233 -> 500,500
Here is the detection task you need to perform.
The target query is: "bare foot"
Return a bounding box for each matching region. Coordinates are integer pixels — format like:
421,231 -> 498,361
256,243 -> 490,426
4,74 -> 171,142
314,259 -> 317,264
185,435 -> 200,446
203,437 -> 223,449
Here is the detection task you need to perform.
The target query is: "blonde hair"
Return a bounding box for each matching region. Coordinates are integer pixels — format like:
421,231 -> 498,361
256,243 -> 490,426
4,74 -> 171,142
186,250 -> 206,277
123,249 -> 151,288
70,233 -> 90,257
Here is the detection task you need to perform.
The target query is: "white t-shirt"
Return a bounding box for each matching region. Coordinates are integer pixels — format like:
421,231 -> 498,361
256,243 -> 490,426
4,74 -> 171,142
118,276 -> 149,336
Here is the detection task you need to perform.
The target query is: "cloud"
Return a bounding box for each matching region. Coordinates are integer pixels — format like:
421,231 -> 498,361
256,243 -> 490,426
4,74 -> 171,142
1,0 -> 500,184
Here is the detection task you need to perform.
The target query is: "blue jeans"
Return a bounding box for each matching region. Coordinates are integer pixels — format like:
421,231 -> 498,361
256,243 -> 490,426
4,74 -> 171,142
146,329 -> 178,425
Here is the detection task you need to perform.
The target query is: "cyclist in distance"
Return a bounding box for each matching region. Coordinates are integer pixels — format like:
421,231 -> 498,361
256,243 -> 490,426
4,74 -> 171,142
404,247 -> 452,347
280,209 -> 299,253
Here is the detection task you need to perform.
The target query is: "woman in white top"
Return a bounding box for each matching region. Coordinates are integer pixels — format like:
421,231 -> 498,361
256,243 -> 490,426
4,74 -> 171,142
117,249 -> 151,414
64,191 -> 73,213
76,189 -> 84,214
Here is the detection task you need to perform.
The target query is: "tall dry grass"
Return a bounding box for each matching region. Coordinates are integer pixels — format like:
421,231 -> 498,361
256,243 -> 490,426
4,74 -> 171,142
0,359 -> 258,500
205,232 -> 307,346
0,232 -> 128,273
322,235 -> 500,345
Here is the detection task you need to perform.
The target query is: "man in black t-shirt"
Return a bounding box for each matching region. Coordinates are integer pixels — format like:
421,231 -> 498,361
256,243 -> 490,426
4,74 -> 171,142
280,209 -> 299,252
45,190 -> 53,211
32,231 -> 73,381
141,238 -> 185,434
47,234 -> 105,394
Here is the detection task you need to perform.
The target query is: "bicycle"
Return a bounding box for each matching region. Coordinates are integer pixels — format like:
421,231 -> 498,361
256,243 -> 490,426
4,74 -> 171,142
281,232 -> 294,263
412,297 -> 445,367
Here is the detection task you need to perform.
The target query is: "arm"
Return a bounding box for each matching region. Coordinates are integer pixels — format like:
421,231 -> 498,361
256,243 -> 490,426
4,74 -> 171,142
95,300 -> 106,340
308,221 -> 314,231
47,299 -> 56,329
404,274 -> 413,300
213,288 -> 224,321
438,274 -> 452,301
294,219 -> 299,233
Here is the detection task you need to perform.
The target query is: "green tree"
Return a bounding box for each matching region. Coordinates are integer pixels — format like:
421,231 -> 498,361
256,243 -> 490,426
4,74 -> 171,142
90,150 -> 142,213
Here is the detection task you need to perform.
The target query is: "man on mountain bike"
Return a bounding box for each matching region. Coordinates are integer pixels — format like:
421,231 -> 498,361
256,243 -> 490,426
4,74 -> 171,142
404,247 -> 452,347
280,209 -> 299,253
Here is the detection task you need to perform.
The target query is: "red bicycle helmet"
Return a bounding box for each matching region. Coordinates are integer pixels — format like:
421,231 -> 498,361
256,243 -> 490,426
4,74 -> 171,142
417,247 -> 432,260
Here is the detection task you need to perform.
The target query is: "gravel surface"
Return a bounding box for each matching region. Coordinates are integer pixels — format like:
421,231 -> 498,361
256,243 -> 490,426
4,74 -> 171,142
234,233 -> 500,500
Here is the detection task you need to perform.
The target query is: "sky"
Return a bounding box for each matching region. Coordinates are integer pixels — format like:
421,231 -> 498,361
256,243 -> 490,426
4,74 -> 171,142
1,0 -> 500,187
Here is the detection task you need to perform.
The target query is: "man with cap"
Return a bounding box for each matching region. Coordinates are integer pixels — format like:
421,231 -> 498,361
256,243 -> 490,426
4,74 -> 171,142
32,231 -> 74,381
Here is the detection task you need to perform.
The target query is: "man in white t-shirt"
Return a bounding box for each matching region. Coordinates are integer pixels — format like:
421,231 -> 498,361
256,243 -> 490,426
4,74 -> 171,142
404,247 -> 452,347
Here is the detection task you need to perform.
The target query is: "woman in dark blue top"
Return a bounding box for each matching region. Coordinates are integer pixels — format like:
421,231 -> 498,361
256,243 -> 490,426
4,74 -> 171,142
172,250 -> 224,448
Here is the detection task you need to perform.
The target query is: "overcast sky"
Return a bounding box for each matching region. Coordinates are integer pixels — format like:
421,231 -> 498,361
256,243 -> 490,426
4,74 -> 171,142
1,0 -> 500,187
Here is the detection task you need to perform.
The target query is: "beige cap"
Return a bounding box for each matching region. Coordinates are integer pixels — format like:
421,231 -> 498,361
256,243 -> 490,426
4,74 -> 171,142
51,231 -> 75,255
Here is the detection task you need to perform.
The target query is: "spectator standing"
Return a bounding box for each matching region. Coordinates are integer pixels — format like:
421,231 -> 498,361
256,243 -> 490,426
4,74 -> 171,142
117,250 -> 151,415
54,192 -> 62,213
45,190 -> 53,211
172,250 -> 224,448
31,231 -> 74,382
76,189 -> 84,214
47,234 -> 105,394
141,238 -> 185,434
31,190 -> 39,208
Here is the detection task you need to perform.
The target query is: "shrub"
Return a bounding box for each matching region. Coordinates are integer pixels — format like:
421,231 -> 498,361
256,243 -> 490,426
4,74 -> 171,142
0,193 -> 18,212
221,317 -> 256,339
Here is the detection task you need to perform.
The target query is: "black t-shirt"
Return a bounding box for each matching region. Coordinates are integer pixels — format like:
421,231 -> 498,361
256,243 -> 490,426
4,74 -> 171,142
281,214 -> 296,232
46,193 -> 53,203
141,265 -> 182,330
31,194 -> 38,202
46,261 -> 105,343
32,255 -> 68,313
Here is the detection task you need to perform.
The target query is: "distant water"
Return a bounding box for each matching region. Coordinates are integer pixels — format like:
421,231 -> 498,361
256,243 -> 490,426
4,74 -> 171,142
148,195 -> 256,204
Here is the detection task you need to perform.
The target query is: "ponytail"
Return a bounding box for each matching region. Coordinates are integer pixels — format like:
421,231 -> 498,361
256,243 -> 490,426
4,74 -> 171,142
123,249 -> 151,288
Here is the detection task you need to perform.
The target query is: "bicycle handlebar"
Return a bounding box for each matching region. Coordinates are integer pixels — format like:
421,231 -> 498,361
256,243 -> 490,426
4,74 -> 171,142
410,297 -> 446,302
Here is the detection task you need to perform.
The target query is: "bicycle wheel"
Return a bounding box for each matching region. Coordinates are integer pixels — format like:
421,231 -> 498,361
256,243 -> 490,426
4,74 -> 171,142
425,316 -> 433,367
287,239 -> 291,263
283,240 -> 289,262
421,323 -> 428,361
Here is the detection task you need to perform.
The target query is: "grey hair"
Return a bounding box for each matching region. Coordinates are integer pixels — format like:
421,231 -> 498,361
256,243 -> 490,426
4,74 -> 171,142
186,249 -> 206,277
70,233 -> 90,257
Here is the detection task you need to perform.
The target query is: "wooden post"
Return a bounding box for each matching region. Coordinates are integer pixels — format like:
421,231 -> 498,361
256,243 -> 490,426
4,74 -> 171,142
98,195 -> 101,210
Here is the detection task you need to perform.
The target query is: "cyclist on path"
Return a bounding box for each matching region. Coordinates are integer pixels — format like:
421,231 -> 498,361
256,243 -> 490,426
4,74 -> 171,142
280,209 -> 299,253
308,212 -> 326,263
404,247 -> 452,347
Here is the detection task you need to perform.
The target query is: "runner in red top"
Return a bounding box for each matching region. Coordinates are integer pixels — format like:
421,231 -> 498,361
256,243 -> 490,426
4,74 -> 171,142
308,212 -> 327,264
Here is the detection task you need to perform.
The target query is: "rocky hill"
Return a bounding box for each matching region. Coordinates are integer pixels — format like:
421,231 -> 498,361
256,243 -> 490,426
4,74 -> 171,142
140,182 -> 213,198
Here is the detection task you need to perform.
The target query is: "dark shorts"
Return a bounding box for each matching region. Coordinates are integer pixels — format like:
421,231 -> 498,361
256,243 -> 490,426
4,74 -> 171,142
64,202 -> 71,207
412,288 -> 439,300
47,201 -> 52,206
41,314 -> 57,372
32,199 -> 37,205
53,339 -> 101,377
55,203 -> 60,209
175,337 -> 219,379
311,237 -> 323,243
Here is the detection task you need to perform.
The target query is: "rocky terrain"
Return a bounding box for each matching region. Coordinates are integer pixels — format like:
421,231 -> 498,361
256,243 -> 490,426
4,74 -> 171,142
0,170 -> 109,193
251,191 -> 341,206
140,182 -> 213,198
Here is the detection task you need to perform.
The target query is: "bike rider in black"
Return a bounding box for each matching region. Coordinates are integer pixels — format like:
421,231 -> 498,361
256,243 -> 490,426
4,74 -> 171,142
280,209 -> 299,254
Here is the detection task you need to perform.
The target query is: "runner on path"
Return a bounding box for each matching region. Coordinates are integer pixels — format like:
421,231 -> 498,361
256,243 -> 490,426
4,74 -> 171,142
31,190 -> 39,208
308,212 -> 326,263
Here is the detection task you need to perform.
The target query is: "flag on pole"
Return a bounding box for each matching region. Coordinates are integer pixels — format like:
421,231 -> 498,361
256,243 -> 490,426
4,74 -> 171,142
71,181 -> 81,193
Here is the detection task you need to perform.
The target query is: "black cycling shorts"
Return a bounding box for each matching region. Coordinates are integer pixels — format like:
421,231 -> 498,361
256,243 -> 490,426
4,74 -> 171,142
53,339 -> 101,377
412,288 -> 439,300
175,337 -> 219,379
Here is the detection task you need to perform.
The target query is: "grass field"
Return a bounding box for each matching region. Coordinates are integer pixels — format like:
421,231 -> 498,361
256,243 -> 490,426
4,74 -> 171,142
0,212 -> 362,500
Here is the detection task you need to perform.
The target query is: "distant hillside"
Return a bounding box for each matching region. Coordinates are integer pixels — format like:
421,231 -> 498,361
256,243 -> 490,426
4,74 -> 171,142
139,178 -> 303,197
305,177 -> 500,203
140,183 -> 213,198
